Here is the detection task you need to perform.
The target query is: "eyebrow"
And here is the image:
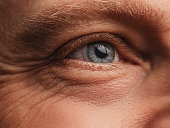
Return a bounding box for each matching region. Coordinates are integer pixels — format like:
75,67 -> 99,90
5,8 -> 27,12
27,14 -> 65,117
17,0 -> 164,49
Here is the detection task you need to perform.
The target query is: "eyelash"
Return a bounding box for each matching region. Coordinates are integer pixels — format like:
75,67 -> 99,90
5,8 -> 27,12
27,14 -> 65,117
47,32 -> 142,66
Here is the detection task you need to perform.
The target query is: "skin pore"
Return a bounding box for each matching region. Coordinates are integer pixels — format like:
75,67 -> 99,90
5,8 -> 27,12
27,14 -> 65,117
0,0 -> 170,128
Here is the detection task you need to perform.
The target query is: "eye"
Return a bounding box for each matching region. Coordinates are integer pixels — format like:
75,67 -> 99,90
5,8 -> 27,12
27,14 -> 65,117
67,41 -> 119,63
50,32 -> 142,65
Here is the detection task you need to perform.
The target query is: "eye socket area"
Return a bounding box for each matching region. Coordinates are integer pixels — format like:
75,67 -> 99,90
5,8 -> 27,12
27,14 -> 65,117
31,33 -> 149,105
34,32 -> 148,87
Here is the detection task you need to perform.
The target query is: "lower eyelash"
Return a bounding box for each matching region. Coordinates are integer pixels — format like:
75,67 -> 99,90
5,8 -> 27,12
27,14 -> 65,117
52,59 -> 119,71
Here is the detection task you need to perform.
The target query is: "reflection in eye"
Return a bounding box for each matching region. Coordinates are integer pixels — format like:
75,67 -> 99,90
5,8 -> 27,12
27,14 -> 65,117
67,41 -> 119,63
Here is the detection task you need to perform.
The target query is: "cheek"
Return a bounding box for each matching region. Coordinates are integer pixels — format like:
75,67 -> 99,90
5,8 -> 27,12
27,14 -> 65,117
26,99 -> 115,128
0,76 -> 170,128
25,97 -> 170,128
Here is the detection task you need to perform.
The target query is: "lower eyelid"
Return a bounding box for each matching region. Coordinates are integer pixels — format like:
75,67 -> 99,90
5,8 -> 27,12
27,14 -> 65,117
46,59 -> 146,84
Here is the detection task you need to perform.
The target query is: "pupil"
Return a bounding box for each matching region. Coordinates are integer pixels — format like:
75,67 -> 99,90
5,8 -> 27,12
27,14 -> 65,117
94,45 -> 109,59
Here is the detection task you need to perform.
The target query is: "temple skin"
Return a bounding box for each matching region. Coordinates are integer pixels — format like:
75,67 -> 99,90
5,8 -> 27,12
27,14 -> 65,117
0,0 -> 170,128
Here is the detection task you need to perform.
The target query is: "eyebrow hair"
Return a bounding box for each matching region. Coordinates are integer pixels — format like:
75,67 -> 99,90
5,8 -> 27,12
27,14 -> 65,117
16,0 -> 164,51
23,0 -> 164,27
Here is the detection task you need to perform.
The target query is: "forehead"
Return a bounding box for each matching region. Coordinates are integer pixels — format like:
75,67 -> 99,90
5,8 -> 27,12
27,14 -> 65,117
4,0 -> 170,22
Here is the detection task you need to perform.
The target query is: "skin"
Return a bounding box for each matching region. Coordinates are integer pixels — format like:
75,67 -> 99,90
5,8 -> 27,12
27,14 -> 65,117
0,0 -> 170,128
